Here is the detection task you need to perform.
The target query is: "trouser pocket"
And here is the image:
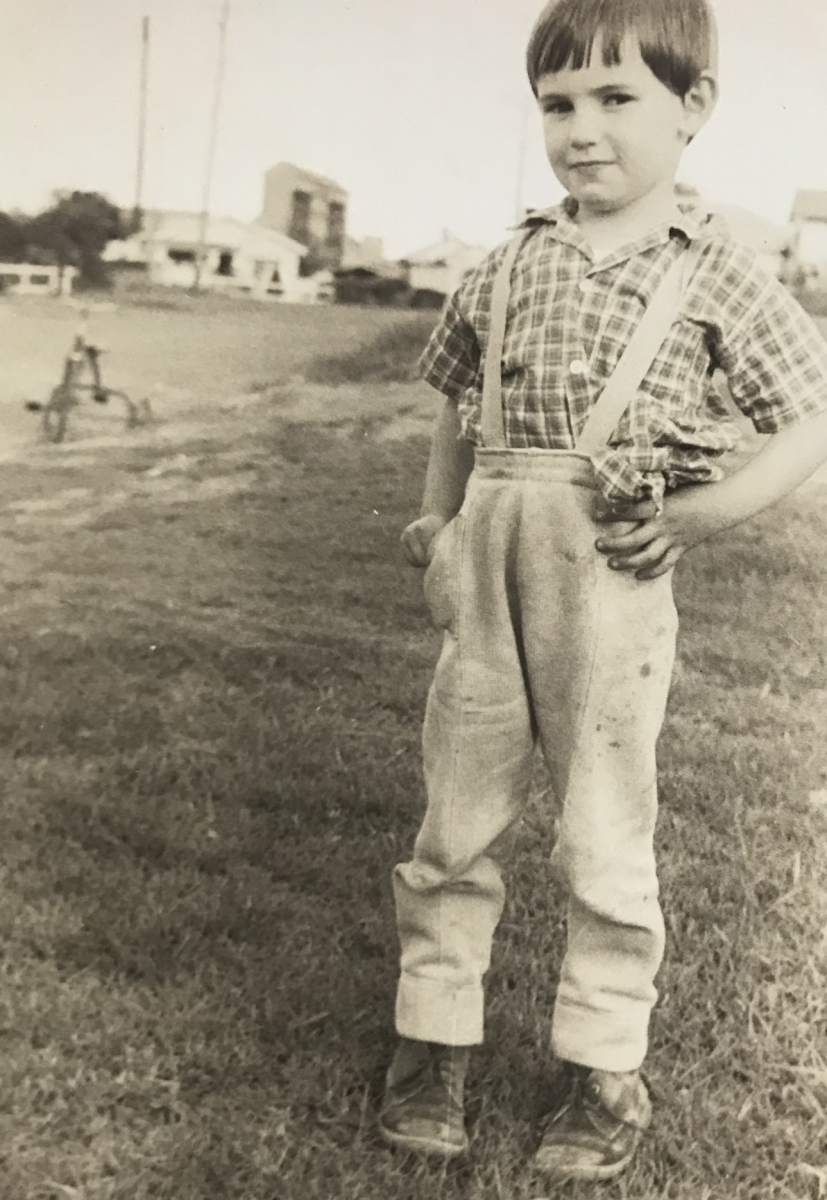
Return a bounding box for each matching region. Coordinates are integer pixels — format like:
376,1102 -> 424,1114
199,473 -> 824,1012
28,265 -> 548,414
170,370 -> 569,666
423,515 -> 463,632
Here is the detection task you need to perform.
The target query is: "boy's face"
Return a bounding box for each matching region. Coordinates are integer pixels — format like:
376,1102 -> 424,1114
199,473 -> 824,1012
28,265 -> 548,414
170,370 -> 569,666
536,35 -> 713,221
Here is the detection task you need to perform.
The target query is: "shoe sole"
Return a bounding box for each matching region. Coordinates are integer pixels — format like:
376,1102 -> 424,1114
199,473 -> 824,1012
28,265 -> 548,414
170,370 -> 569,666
533,1148 -> 635,1182
379,1122 -> 469,1159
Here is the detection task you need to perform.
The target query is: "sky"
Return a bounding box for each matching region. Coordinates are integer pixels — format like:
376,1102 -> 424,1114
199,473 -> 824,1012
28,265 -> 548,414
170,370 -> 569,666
0,0 -> 826,257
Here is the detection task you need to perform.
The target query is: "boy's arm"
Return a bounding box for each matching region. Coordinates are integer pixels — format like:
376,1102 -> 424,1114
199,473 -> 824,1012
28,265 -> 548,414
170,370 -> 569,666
401,396 -> 475,567
594,405 -> 827,580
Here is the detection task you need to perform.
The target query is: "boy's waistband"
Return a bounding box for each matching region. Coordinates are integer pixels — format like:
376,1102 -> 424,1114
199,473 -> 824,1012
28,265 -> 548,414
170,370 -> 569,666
473,447 -> 596,487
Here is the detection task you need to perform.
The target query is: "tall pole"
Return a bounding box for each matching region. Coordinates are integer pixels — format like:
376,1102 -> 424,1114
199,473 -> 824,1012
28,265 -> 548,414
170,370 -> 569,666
134,16 -> 150,230
194,0 -> 231,290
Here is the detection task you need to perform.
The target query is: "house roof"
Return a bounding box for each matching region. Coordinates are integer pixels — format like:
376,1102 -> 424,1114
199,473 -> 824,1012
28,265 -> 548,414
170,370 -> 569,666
143,210 -> 305,258
710,204 -> 791,254
401,233 -> 490,267
791,190 -> 827,223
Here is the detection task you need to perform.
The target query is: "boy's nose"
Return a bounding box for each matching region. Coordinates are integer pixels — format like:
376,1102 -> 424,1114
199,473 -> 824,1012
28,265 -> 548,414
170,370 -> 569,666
568,107 -> 600,149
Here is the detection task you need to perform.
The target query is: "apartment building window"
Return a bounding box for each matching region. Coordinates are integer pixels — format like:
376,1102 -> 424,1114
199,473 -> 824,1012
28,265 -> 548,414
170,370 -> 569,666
326,200 -> 346,261
289,190 -> 312,246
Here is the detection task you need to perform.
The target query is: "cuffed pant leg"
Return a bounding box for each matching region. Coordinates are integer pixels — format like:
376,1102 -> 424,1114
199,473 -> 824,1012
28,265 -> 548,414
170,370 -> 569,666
393,479 -> 534,1047
549,563 -> 677,1072
394,683 -> 533,1045
516,480 -> 677,1073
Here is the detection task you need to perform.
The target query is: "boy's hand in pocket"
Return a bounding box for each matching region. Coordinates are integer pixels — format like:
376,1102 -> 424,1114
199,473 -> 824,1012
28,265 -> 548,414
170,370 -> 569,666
401,514 -> 449,567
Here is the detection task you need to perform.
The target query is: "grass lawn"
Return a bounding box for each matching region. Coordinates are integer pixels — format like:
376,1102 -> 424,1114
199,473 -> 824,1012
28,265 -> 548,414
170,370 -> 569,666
0,297 -> 825,1199
0,293 -> 433,411
0,394 -> 824,1200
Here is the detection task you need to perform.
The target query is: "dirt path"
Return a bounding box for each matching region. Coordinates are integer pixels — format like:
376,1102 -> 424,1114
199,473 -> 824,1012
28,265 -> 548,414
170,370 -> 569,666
0,378 -> 439,550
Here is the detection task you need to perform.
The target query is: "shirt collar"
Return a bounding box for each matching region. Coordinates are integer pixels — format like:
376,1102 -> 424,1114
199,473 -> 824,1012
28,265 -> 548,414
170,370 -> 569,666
518,195 -> 718,246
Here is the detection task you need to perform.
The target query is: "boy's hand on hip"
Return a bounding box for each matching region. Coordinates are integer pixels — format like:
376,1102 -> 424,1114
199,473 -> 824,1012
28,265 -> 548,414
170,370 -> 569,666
401,514 -> 449,567
594,486 -> 726,580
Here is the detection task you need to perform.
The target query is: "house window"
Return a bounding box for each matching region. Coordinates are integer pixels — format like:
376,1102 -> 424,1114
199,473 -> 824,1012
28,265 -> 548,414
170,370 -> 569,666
289,190 -> 312,246
168,248 -> 196,263
216,250 -> 234,276
30,274 -> 51,285
0,273 -> 21,284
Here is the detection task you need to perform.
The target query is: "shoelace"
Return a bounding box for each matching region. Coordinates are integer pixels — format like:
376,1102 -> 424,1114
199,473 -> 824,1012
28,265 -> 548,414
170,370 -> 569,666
390,1045 -> 465,1111
430,1046 -> 465,1109
548,1067 -> 645,1136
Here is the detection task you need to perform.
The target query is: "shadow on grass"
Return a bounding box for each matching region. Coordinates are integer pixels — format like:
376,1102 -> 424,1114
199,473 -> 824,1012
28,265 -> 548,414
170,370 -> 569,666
0,421 -> 825,1198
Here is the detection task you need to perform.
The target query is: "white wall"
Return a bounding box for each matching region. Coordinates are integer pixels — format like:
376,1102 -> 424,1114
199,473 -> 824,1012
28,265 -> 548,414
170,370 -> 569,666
0,263 -> 75,296
797,221 -> 827,274
147,242 -> 302,299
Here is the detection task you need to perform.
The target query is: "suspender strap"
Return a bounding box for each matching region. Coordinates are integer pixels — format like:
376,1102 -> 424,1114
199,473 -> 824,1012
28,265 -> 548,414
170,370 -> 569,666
575,245 -> 698,454
479,234 -> 699,454
480,230 -> 532,449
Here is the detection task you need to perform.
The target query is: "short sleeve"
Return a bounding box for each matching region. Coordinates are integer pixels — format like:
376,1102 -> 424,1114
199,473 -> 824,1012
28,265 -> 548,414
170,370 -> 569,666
417,294 -> 482,402
717,267 -> 827,433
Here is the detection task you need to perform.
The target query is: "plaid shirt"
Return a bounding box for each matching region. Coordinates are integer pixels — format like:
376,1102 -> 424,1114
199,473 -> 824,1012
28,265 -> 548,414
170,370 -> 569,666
419,199 -> 827,503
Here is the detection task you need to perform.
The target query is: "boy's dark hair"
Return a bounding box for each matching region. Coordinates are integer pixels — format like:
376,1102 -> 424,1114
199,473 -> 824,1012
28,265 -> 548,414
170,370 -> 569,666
526,0 -> 717,98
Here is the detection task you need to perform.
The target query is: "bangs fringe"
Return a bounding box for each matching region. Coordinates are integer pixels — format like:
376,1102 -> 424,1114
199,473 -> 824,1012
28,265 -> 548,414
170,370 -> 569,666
529,0 -> 633,77
527,0 -> 714,97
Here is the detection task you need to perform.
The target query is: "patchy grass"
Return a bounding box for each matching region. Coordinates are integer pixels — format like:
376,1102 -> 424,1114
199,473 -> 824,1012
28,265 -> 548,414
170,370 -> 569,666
0,408 -> 824,1200
304,313 -> 439,384
1,296 -> 429,417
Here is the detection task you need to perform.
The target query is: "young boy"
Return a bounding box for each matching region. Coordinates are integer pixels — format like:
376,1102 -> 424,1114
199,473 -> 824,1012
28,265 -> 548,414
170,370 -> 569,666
380,0 -> 827,1182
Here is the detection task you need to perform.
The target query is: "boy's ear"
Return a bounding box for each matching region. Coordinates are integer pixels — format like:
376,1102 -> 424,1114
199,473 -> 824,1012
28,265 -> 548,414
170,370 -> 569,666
680,71 -> 718,142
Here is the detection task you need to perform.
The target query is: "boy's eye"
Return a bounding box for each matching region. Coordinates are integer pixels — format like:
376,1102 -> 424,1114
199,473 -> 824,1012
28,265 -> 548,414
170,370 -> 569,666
541,99 -> 572,115
604,92 -> 633,107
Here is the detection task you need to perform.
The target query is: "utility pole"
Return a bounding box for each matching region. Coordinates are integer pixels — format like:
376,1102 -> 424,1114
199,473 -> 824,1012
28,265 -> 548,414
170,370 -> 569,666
194,0 -> 231,290
133,16 -> 150,232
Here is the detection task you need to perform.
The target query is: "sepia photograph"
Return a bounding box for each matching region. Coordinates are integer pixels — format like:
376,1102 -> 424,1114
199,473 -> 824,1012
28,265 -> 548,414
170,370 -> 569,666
0,1 -> 826,1197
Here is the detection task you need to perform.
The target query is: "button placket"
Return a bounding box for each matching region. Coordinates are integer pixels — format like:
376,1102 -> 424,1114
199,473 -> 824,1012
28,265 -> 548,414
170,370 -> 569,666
562,263 -> 593,440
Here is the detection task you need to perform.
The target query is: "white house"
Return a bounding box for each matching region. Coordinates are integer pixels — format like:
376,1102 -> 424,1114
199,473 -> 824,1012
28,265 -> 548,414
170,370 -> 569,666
0,263 -> 76,297
342,235 -> 387,270
789,190 -> 827,286
708,204 -> 791,278
105,211 -> 306,300
400,232 -> 490,298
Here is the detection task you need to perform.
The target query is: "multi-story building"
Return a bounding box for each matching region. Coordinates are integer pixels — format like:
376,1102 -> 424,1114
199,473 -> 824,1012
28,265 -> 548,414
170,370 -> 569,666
259,162 -> 348,271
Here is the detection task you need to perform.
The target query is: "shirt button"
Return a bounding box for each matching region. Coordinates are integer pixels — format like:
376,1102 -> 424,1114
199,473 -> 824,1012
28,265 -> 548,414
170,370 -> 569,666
569,359 -> 588,376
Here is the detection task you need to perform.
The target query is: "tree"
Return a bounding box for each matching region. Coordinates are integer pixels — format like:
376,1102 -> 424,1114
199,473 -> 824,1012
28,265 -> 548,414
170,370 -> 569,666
0,212 -> 26,262
24,191 -> 130,288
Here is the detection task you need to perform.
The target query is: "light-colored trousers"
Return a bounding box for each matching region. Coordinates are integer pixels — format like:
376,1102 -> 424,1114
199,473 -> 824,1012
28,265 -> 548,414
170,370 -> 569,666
392,449 -> 678,1073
